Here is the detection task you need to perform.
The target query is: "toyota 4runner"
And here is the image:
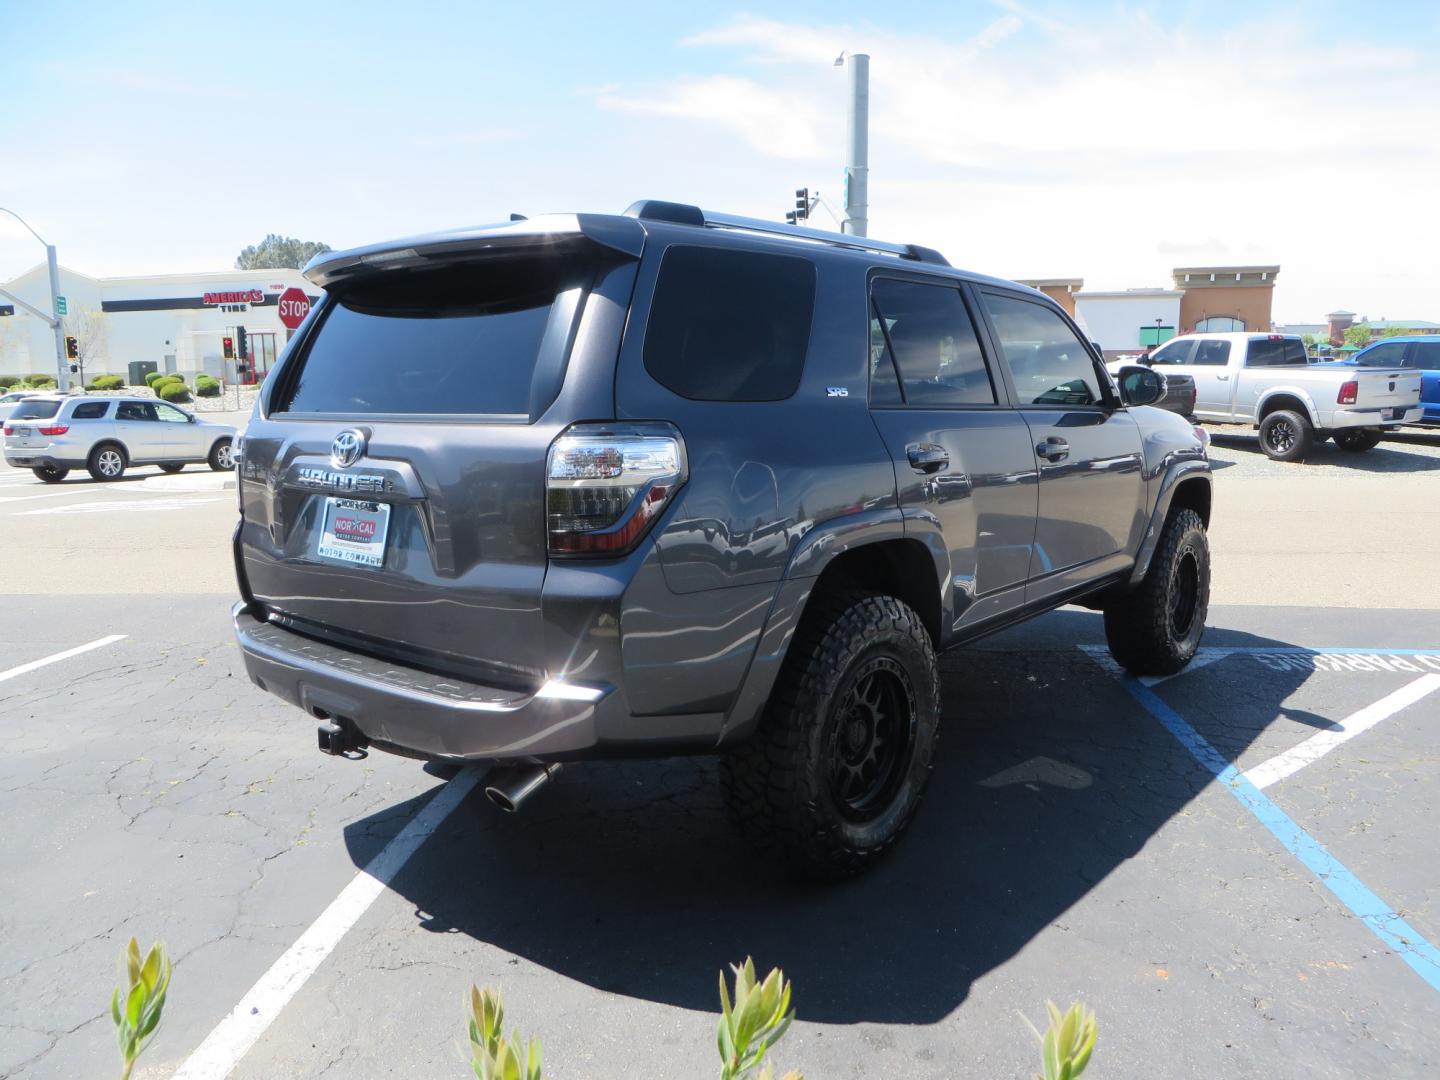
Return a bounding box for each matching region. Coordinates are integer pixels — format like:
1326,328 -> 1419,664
232,201 -> 1213,877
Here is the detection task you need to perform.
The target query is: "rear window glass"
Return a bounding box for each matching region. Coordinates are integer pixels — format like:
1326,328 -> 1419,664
276,258 -> 585,416
1246,338 -> 1306,367
9,400 -> 60,420
644,246 -> 815,402
72,402 -> 109,419
1410,342 -> 1440,368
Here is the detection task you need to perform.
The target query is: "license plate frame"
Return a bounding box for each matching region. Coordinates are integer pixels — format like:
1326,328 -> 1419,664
315,496 -> 391,568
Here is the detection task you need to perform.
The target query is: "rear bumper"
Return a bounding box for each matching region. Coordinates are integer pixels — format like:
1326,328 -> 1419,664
232,602 -> 724,763
1326,406 -> 1421,430
3,452 -> 84,469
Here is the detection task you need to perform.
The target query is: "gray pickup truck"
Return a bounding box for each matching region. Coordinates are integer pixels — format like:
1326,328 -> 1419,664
231,201 -> 1213,877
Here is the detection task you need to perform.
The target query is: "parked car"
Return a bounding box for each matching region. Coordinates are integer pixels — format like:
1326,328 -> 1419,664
2,395 -> 236,482
1142,332 -> 1422,460
1318,335 -> 1440,428
231,201 -> 1213,878
0,390 -> 42,425
1104,360 -> 1198,419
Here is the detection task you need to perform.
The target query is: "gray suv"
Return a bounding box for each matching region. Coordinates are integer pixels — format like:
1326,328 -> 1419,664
232,201 -> 1213,877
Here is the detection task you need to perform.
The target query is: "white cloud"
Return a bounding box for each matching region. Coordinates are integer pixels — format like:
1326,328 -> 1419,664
594,10 -> 1440,321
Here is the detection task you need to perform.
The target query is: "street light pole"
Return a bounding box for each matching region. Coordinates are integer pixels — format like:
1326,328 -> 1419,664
0,207 -> 69,391
839,52 -> 869,237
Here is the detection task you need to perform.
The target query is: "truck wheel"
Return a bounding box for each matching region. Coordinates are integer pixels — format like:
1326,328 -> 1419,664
1103,508 -> 1210,675
1258,409 -> 1313,462
87,443 -> 127,482
32,465 -> 69,483
1334,429 -> 1382,452
720,592 -> 940,879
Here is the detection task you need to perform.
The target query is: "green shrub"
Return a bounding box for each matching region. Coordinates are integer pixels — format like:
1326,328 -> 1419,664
0,375 -> 20,388
158,383 -> 192,403
195,374 -> 219,388
152,376 -> 182,394
93,374 -> 125,391
26,375 -> 57,389
196,380 -> 221,397
29,372 -> 56,384
144,371 -> 165,387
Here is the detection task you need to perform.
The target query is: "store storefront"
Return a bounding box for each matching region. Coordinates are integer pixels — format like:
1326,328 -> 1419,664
0,264 -> 320,385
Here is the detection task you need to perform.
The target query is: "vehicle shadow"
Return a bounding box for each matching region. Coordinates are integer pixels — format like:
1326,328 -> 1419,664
1208,431 -> 1440,472
344,609 -> 1319,1025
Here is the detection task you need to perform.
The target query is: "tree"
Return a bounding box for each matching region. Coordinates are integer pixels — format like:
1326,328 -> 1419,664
1343,324 -> 1372,349
235,234 -> 332,270
1302,333 -> 1324,347
1383,324 -> 1411,337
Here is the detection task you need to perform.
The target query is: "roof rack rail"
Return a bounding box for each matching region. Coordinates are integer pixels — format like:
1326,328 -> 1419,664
702,211 -> 950,266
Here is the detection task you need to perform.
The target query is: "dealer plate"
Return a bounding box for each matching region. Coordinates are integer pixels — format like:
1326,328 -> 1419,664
316,497 -> 390,568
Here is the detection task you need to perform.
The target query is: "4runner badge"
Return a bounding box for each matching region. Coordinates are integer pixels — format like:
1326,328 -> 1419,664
826,386 -> 849,398
331,429 -> 366,468
297,467 -> 388,494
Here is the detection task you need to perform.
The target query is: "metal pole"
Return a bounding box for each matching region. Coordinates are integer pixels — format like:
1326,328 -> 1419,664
843,52 -> 870,237
46,245 -> 68,390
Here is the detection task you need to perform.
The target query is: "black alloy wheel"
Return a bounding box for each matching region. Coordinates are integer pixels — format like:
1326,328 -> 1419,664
827,656 -> 916,823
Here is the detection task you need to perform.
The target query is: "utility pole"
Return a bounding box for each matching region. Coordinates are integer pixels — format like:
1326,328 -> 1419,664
0,208 -> 69,390
841,52 -> 870,237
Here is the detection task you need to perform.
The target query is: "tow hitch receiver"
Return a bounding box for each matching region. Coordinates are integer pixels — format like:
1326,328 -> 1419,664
317,719 -> 368,758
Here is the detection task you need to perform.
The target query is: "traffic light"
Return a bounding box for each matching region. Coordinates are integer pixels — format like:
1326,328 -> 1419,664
794,188 -> 810,222
65,336 -> 78,359
236,326 -> 249,361
222,336 -> 234,360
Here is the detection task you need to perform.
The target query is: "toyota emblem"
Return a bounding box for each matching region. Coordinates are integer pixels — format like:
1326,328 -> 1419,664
331,429 -> 365,468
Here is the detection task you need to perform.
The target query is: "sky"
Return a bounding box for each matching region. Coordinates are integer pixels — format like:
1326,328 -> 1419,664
2,0 -> 1438,323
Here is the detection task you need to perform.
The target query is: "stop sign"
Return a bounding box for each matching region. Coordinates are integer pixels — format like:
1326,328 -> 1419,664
277,287 -> 310,330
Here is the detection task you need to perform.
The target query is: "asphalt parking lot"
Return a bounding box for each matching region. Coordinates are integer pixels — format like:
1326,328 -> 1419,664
2,429 -> 1438,1079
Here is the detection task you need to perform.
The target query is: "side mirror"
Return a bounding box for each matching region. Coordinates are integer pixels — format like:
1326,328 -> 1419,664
1117,364 -> 1164,408
1091,341 -> 1104,358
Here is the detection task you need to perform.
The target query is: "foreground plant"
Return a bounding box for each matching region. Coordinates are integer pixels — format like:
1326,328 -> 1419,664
1023,1000 -> 1097,1080
717,957 -> 801,1080
110,938 -> 171,1080
468,984 -> 543,1080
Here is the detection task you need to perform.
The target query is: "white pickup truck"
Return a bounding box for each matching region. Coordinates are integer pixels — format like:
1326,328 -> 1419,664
1137,332 -> 1422,461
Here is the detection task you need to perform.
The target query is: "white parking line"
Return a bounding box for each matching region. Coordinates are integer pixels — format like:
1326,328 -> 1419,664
171,768 -> 482,1079
1244,674 -> 1440,790
0,634 -> 128,684
18,497 -> 225,515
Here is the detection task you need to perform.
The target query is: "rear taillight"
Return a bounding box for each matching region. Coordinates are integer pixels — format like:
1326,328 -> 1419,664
37,424 -> 69,436
1337,381 -> 1358,405
1,426 -> 11,436
546,424 -> 687,556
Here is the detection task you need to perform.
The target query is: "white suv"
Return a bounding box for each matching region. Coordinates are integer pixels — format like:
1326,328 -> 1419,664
3,395 -> 237,482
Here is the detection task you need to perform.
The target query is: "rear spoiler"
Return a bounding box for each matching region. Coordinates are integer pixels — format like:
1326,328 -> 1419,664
303,214 -> 647,289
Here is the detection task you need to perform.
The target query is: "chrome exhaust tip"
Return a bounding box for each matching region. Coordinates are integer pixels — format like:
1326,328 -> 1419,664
483,763 -> 562,813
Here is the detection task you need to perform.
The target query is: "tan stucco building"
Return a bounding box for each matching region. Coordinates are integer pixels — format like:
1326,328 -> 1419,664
1173,266 -> 1280,335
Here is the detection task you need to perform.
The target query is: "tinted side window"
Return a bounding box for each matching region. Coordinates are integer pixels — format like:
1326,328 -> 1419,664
869,279 -> 996,407
72,402 -> 109,420
1150,340 -> 1194,365
984,293 -> 1103,407
1193,340 -> 1231,366
1356,341 -> 1406,368
1409,341 -> 1440,369
644,246 -> 815,402
116,402 -> 156,421
1245,339 -> 1305,367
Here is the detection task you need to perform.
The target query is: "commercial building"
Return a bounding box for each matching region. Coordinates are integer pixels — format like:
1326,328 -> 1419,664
1020,265 -> 1281,359
0,264 -> 319,385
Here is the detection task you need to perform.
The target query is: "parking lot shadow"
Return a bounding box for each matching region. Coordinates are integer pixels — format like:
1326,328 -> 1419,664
1209,431 -> 1440,472
344,610 -> 1318,1025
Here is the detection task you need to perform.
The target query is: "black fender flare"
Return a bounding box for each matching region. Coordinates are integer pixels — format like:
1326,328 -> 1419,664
1129,459 -> 1212,586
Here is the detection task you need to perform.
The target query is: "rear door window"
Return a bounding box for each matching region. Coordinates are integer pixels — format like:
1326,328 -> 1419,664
72,402 -> 109,419
8,401 -> 60,420
1192,340 -> 1231,366
276,256 -> 590,416
1357,341 -> 1407,367
982,292 -> 1104,407
1408,341 -> 1440,369
869,278 -> 997,407
643,246 -> 815,402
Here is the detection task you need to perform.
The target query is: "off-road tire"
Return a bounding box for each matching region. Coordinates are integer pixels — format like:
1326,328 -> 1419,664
720,591 -> 940,880
87,443 -> 127,482
32,465 -> 68,483
209,438 -> 234,471
1258,409 -> 1313,462
1103,508 -> 1210,676
1334,429 -> 1382,453
158,462 -> 185,473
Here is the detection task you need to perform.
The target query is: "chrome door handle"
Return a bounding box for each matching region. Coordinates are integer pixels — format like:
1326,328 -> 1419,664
1035,437 -> 1070,462
906,444 -> 949,474
1216,374 -> 1230,381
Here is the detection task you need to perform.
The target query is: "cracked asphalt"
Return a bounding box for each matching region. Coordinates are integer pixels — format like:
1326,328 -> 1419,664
2,454 -> 1438,1078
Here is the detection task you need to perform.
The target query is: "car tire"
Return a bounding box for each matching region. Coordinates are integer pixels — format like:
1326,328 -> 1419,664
158,463 -> 185,473
1103,508 -> 1210,676
1334,429 -> 1382,452
86,443 -> 127,482
208,438 -> 234,471
720,591 -> 940,880
1258,409 -> 1313,462
32,465 -> 69,483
